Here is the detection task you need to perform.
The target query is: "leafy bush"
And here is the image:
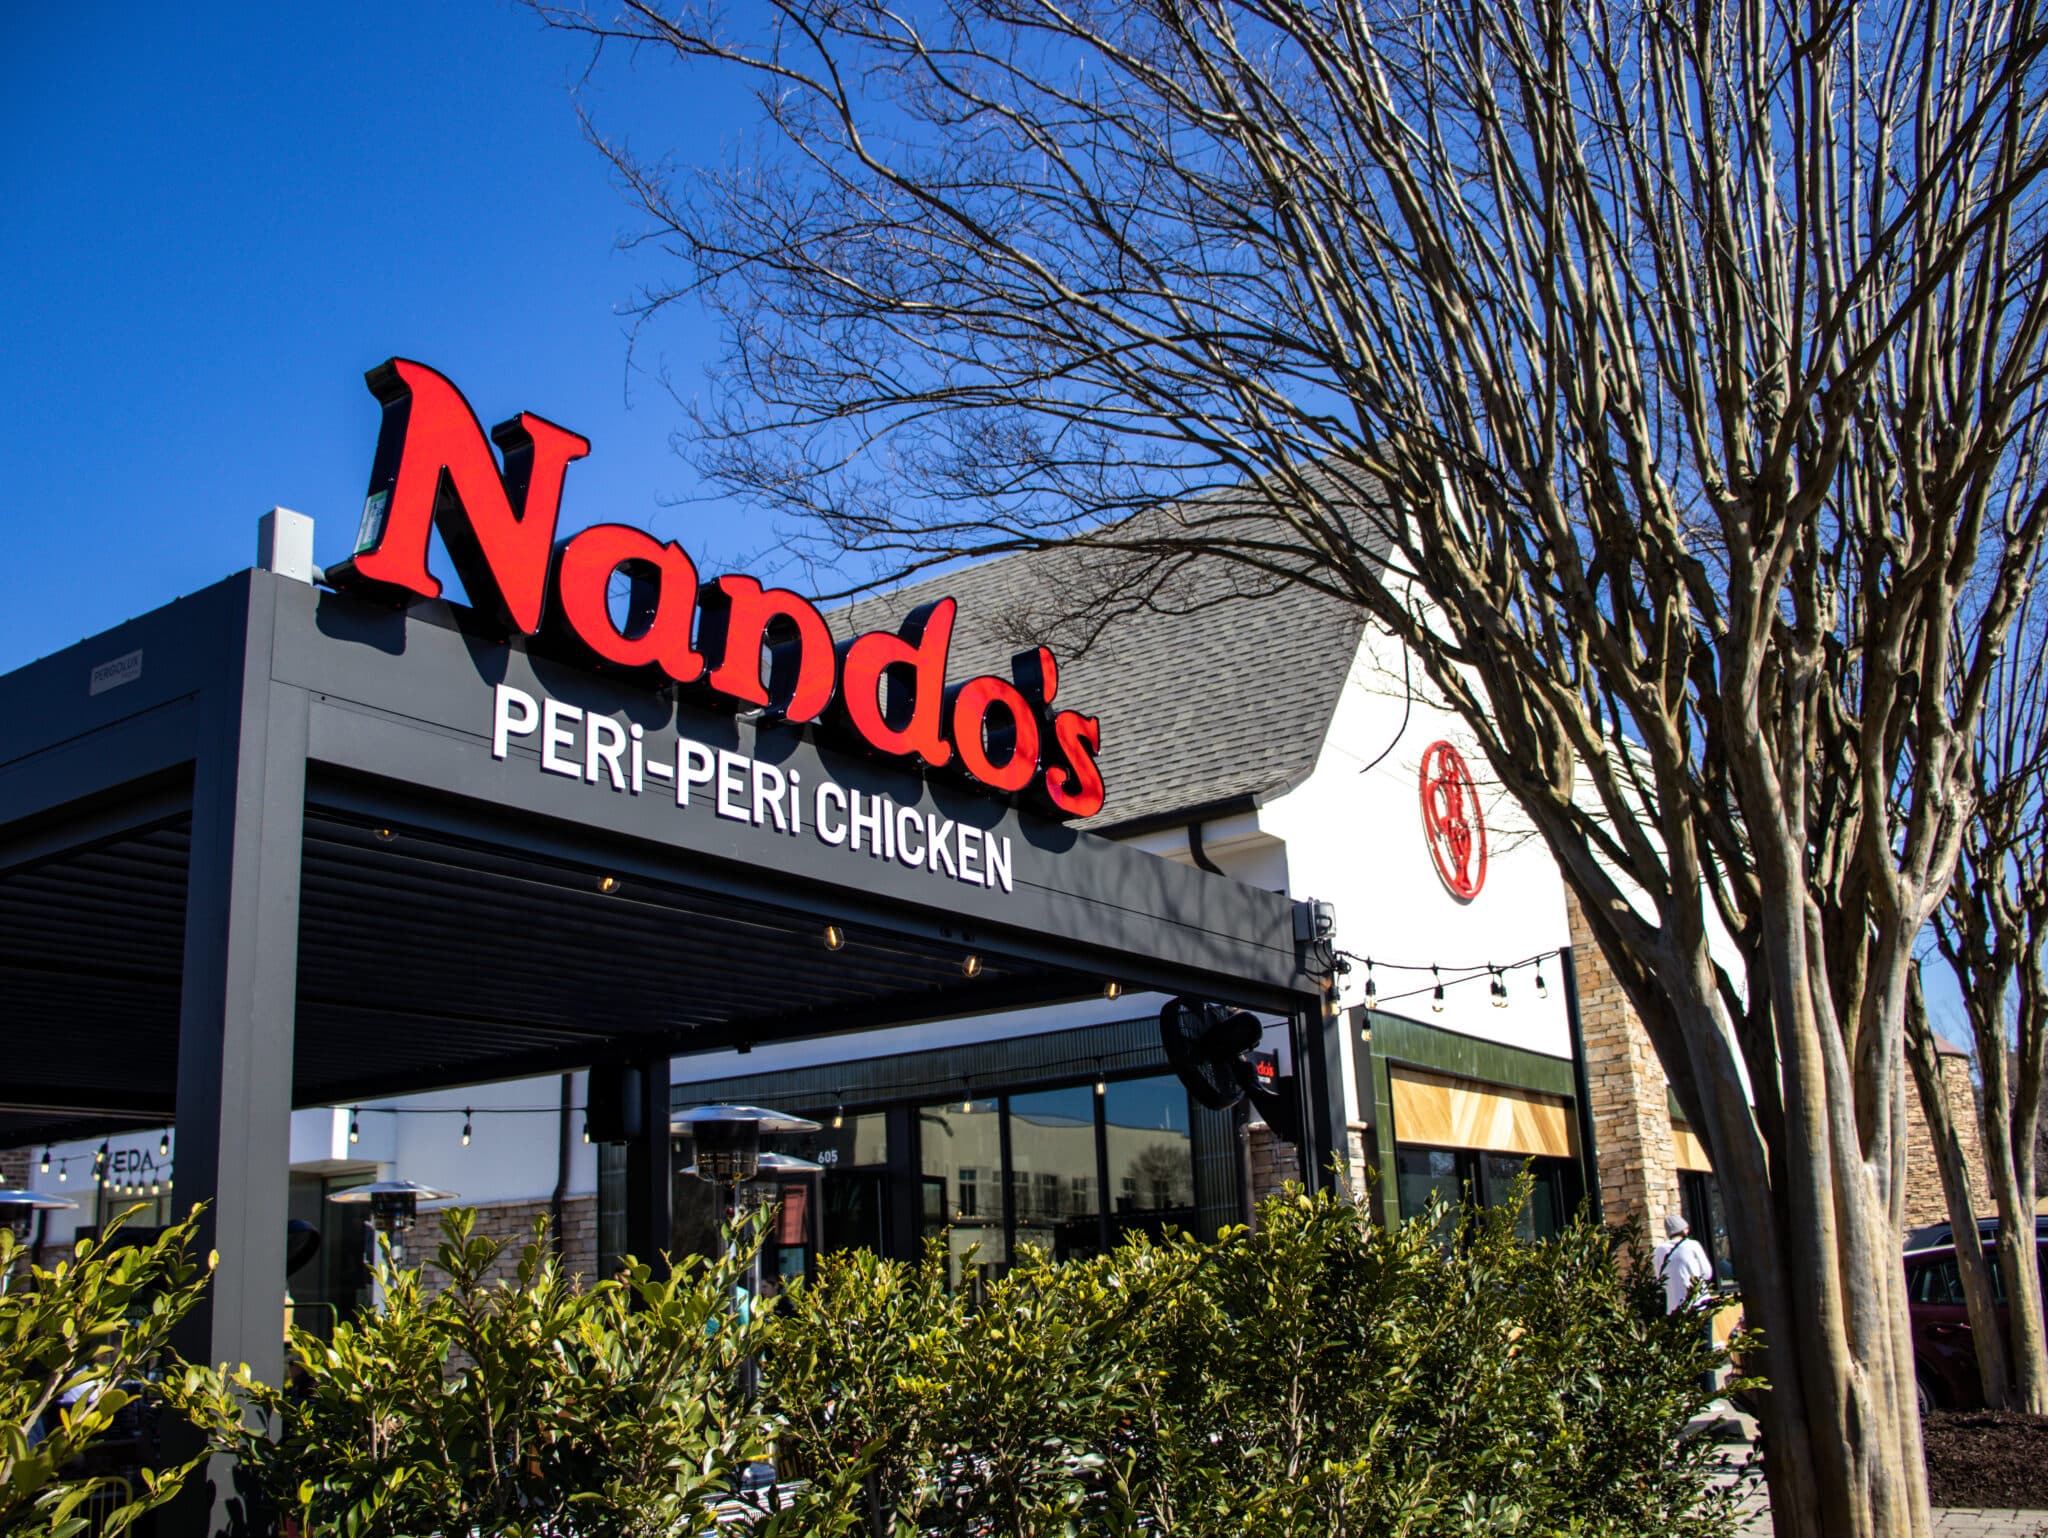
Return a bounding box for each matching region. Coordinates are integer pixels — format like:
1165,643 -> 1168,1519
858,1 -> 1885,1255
766,1184 -> 1739,1538
1,1209 -> 219,1538
213,1209 -> 860,1538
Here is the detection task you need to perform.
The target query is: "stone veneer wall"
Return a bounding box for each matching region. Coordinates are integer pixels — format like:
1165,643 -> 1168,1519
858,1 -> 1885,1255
1247,1121 -> 1301,1204
1902,1049 -> 1994,1231
1564,889 -> 1683,1236
415,1194 -> 600,1294
1566,889 -> 1996,1237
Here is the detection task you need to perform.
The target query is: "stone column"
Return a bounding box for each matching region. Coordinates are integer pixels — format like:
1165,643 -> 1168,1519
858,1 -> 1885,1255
1901,1043 -> 1994,1230
1564,889 -> 1682,1236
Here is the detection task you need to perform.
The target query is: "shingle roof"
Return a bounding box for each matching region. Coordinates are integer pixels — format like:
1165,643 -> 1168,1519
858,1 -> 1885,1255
835,489 -> 1380,831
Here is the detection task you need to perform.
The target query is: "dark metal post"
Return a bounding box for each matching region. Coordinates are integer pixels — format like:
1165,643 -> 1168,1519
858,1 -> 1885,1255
1232,1101 -> 1256,1228
1291,1000 -> 1345,1193
168,576 -> 307,1536
625,1051 -> 673,1283
1559,946 -> 1603,1222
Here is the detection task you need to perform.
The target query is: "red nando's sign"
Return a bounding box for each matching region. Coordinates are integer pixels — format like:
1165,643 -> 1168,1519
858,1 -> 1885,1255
329,359 -> 1106,818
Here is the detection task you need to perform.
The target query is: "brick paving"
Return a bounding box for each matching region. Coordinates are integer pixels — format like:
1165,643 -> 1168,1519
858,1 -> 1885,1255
1733,1500 -> 2048,1535
1706,1425 -> 2047,1536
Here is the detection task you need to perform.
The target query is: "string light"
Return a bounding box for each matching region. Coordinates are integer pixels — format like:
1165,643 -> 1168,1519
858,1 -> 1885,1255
1535,964 -> 1549,1000
1095,1067 -> 1107,1097
582,1115 -> 591,1145
1103,980 -> 1122,1000
158,1132 -> 171,1158
961,953 -> 982,979
349,1108 -> 360,1144
1431,965 -> 1445,1013
1364,959 -> 1377,1004
832,1103 -> 845,1130
1490,968 -> 1508,1008
461,1109 -> 473,1147
958,1079 -> 974,1115
823,923 -> 846,952
596,874 -> 622,895
40,1148 -> 51,1174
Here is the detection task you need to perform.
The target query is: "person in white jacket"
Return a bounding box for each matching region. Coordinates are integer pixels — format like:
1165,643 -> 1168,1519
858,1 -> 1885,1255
1653,1212 -> 1714,1313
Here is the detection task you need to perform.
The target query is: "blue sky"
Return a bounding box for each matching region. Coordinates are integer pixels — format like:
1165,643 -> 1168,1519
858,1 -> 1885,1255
0,7 -> 1988,1047
1,3 -> 760,675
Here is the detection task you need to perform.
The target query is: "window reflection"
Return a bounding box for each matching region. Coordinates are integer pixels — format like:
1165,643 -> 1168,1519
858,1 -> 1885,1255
919,1098 -> 1006,1286
1104,1076 -> 1196,1240
1008,1086 -> 1101,1263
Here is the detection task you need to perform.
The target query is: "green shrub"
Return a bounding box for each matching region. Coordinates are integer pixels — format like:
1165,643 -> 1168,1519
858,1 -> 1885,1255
0,1209 -> 220,1538
215,1209 -> 860,1538
766,1184 -> 1739,1538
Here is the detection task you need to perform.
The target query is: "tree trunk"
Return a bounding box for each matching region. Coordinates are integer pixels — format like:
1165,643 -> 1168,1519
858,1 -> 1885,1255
1719,1151 -> 1931,1538
1976,1024 -> 2048,1413
1906,981 -> 2012,1409
1587,903 -> 1933,1538
1730,1087 -> 1932,1538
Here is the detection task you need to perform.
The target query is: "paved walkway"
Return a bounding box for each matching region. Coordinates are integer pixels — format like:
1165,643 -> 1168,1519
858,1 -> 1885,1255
1698,1405 -> 2047,1536
1730,1491 -> 2048,1536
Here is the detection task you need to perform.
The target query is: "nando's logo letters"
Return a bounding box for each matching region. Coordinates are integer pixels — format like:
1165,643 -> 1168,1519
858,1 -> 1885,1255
329,359 -> 1106,818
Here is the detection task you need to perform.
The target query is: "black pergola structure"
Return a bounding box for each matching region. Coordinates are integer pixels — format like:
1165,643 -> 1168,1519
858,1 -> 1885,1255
0,561 -> 1336,1528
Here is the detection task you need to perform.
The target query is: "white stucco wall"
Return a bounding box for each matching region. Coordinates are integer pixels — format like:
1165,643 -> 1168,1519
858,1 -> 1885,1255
1261,622 -> 1575,1061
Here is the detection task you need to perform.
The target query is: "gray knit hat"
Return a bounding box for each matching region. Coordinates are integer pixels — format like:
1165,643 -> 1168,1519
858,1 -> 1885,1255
1664,1213 -> 1690,1238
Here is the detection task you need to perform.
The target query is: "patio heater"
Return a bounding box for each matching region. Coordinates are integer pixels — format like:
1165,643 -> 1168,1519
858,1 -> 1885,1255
673,1105 -> 820,1486
0,1189 -> 77,1293
327,1179 -> 459,1266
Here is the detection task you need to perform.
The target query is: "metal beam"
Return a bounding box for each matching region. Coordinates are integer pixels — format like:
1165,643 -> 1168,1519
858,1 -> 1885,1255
166,577 -> 308,1537
624,1051 -> 672,1287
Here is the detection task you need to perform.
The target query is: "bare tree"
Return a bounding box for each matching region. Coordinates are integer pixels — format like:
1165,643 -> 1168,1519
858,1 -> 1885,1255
1907,576 -> 2048,1412
533,1 -> 2048,1532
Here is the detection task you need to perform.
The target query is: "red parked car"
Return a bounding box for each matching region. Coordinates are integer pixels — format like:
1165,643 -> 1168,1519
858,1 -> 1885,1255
1904,1229 -> 2048,1412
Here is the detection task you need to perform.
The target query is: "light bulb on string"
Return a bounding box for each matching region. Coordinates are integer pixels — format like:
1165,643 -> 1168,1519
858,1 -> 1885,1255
582,1115 -> 591,1145
1431,965 -> 1445,1013
1490,968 -> 1508,1008
461,1109 -> 473,1147
961,953 -> 982,979
40,1148 -> 51,1174
1095,1065 -> 1107,1097
1363,960 -> 1376,1004
832,1103 -> 845,1130
158,1132 -> 170,1158
1534,964 -> 1549,1000
349,1108 -> 360,1144
823,923 -> 846,952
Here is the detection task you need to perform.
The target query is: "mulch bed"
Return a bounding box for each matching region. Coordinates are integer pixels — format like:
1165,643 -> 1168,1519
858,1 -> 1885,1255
1923,1409 -> 2048,1508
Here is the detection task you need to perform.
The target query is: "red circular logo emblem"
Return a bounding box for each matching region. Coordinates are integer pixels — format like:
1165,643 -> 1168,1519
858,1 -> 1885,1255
1420,741 -> 1487,900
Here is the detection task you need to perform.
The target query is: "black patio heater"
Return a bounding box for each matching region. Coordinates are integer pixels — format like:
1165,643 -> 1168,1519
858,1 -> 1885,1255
327,1179 -> 459,1263
671,1106 -> 820,1303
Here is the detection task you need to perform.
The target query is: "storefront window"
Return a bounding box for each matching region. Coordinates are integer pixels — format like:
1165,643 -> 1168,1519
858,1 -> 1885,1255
1396,1147 -> 1468,1238
1008,1086 -> 1101,1264
920,1097 -> 1006,1285
1103,1076 -> 1196,1241
1399,1147 -> 1575,1241
786,1111 -> 889,1259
